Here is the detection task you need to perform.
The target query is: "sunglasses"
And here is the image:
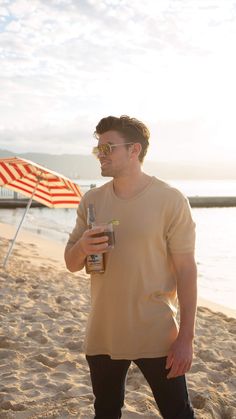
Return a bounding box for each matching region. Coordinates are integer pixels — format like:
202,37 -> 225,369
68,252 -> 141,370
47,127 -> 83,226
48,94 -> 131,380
92,142 -> 134,157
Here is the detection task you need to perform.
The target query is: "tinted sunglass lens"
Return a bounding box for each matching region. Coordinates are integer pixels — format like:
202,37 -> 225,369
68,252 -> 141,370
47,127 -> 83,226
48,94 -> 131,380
92,147 -> 99,157
103,144 -> 111,155
92,144 -> 111,157
97,144 -> 111,155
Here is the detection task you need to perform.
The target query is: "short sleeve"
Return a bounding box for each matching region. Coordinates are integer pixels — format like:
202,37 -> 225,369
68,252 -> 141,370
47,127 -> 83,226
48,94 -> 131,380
166,196 -> 195,254
66,196 -> 87,247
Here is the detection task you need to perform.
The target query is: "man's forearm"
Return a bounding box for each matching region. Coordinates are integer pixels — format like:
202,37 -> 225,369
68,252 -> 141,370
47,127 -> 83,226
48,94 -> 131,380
177,263 -> 197,340
64,240 -> 87,272
166,254 -> 197,378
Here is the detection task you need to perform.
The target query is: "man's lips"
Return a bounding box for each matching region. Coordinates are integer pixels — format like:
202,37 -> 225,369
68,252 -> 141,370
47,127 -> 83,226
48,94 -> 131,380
100,160 -> 110,168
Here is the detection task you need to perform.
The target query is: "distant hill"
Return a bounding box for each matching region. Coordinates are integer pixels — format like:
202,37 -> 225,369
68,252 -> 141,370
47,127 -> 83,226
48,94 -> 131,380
0,149 -> 101,179
0,149 -> 235,179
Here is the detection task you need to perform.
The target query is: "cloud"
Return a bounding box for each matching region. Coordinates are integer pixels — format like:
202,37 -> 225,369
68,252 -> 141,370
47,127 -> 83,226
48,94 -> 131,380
0,0 -> 236,162
0,120 -> 93,154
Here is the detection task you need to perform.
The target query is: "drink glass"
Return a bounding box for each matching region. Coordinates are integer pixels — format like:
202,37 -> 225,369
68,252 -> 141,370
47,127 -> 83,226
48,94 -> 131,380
92,222 -> 115,249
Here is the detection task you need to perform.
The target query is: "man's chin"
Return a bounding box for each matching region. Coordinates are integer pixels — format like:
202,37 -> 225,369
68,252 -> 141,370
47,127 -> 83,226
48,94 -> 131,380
101,168 -> 111,177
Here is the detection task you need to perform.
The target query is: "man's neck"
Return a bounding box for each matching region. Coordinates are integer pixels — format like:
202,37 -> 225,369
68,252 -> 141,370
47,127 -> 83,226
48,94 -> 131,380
112,170 -> 152,199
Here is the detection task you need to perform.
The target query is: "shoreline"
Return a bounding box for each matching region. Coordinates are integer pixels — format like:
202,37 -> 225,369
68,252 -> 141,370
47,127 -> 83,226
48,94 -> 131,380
1,221 -> 235,319
0,222 -> 66,269
197,296 -> 236,319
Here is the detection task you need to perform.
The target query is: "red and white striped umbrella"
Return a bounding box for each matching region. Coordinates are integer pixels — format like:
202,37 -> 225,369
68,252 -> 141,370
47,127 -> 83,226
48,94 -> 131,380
0,157 -> 83,268
0,157 -> 82,208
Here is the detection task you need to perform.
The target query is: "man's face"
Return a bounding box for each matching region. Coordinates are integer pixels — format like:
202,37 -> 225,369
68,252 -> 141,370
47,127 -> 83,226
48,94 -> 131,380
96,130 -> 133,178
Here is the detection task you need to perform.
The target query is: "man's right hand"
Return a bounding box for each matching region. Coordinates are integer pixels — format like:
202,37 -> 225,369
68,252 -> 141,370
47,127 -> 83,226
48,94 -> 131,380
65,227 -> 109,273
79,227 -> 109,256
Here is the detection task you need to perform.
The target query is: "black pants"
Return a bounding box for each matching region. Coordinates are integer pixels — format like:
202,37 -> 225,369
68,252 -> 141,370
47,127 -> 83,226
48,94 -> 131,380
86,355 -> 194,419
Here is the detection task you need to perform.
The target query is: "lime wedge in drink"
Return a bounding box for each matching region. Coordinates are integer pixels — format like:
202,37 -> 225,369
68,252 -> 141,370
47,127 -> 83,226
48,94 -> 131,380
110,219 -> 120,225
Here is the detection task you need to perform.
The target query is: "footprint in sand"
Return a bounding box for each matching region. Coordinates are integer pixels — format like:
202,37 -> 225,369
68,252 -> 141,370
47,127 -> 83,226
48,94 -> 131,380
28,290 -> 41,299
20,381 -> 34,391
219,359 -> 235,369
47,349 -> 60,358
57,383 -> 72,392
36,377 -> 50,386
0,335 -> 11,348
191,393 -> 206,409
56,360 -> 77,373
34,354 -> 60,368
0,400 -> 26,411
55,296 -> 70,304
31,283 -> 39,289
63,326 -> 74,334
0,349 -> 16,359
22,314 -> 35,321
44,310 -> 60,319
50,371 -> 68,380
0,304 -> 10,314
26,330 -> 48,344
1,385 -> 19,394
196,348 -> 221,362
229,324 -> 236,334
207,370 -> 228,384
15,277 -> 25,284
66,340 -> 83,351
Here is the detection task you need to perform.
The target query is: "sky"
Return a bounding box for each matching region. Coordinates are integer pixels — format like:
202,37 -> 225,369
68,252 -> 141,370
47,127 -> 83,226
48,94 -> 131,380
0,0 -> 236,165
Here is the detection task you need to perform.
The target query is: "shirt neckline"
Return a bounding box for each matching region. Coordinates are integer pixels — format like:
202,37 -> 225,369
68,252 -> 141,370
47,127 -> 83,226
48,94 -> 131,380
109,176 -> 156,203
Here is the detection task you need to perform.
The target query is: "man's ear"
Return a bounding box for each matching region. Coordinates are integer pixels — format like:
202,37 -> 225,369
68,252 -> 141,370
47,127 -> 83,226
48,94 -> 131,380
130,142 -> 142,159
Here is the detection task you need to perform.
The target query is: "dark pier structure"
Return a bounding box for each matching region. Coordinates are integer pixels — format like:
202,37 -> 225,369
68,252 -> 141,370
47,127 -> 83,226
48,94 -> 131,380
0,196 -> 236,209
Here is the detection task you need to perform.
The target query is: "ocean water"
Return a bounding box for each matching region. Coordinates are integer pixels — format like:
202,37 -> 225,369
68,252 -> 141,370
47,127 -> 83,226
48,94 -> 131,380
79,178 -> 236,197
0,179 -> 236,310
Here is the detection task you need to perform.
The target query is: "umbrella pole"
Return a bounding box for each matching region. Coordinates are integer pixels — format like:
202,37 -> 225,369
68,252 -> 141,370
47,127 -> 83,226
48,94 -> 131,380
2,177 -> 41,269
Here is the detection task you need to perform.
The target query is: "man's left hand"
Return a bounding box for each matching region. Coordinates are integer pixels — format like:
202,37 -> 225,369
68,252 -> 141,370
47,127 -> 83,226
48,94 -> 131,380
165,336 -> 193,379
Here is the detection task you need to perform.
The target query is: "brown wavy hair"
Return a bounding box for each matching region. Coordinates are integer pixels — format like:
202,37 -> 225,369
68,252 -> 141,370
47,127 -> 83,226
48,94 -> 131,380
94,115 -> 150,163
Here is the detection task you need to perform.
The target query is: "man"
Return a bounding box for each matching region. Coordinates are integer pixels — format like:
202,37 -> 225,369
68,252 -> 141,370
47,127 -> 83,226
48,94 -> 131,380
64,115 -> 197,419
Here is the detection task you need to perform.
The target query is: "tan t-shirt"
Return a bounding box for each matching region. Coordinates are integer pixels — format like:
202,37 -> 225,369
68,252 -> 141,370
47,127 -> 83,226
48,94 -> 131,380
66,177 -> 195,359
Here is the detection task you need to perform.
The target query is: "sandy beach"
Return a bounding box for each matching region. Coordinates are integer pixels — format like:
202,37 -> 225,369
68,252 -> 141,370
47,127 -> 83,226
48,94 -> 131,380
0,222 -> 236,418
